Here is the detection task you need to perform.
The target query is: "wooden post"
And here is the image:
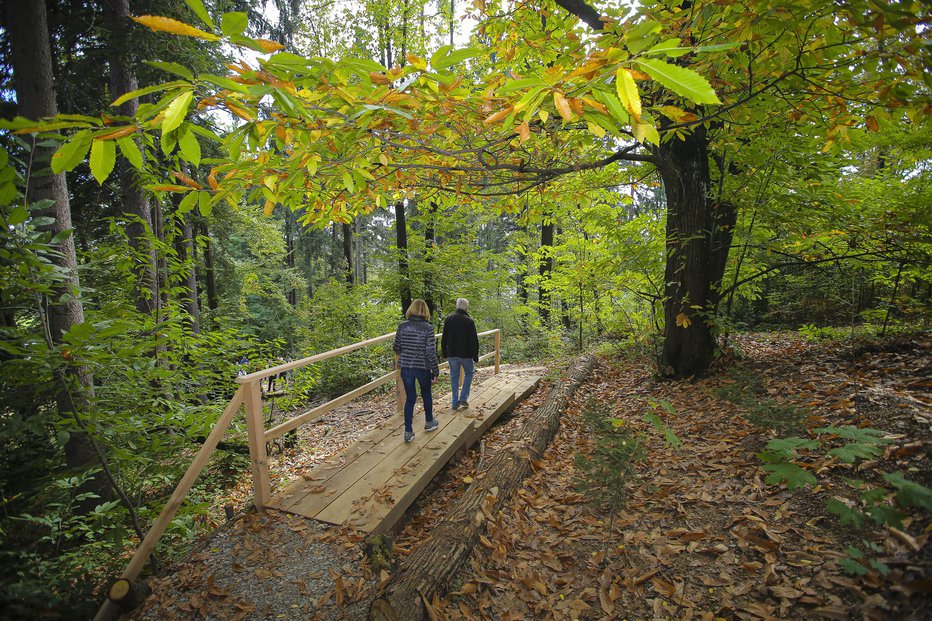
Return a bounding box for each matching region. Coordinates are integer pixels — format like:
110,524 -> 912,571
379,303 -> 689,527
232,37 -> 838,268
494,329 -> 501,374
244,380 -> 270,510
395,354 -> 404,416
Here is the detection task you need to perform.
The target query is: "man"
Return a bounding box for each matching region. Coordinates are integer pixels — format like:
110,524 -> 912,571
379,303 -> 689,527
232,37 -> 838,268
441,298 -> 480,410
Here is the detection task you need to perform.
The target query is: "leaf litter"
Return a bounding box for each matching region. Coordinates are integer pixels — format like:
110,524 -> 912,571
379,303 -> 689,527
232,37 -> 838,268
123,338 -> 929,620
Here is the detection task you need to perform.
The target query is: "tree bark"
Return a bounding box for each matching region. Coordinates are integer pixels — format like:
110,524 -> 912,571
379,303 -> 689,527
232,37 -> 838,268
395,202 -> 412,316
284,208 -> 297,306
369,355 -> 596,621
200,221 -> 218,312
538,218 -> 553,322
172,207 -> 200,333
655,128 -> 733,377
6,0 -> 105,504
423,201 -> 437,315
342,222 -> 354,284
101,0 -> 157,315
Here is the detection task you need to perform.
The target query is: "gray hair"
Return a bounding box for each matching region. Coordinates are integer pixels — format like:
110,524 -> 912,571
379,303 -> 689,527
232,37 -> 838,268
455,298 -> 469,311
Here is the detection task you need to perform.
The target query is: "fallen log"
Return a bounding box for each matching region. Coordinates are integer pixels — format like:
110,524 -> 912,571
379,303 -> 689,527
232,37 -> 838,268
369,354 -> 595,621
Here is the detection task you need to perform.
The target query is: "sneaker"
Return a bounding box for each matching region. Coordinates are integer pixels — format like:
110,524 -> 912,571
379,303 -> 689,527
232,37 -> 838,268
425,419 -> 439,432
451,402 -> 458,410
459,400 -> 469,409
404,431 -> 415,442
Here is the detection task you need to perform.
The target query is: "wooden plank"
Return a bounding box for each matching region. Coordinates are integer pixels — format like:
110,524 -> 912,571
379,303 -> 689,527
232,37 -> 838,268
265,369 -> 399,442
315,415 -> 475,531
244,381 -> 271,510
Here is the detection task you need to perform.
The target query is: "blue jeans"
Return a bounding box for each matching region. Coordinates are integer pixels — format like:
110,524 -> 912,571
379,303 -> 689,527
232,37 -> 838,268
447,357 -> 475,407
401,367 -> 433,433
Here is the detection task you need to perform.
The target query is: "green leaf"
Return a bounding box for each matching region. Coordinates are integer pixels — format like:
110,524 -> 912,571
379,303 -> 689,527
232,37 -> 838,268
8,205 -> 28,226
433,46 -> 481,71
342,171 -> 355,194
646,38 -> 689,58
592,89 -> 629,125
884,472 -> 932,510
90,139 -> 116,185
763,436 -> 821,459
144,60 -> 194,80
221,12 -> 249,37
199,73 -> 249,94
51,130 -> 93,174
183,0 -> 215,29
827,498 -> 865,528
178,130 -> 201,166
198,191 -> 212,216
827,443 -> 883,463
634,58 -> 722,105
111,81 -> 189,108
177,191 -> 198,214
839,557 -> 868,576
815,426 -> 890,445
498,77 -> 547,96
762,462 -> 817,490
162,90 -> 194,135
116,136 -> 143,170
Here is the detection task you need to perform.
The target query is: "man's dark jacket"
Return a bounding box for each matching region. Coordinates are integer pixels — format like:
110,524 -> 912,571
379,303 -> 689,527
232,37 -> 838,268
441,309 -> 479,362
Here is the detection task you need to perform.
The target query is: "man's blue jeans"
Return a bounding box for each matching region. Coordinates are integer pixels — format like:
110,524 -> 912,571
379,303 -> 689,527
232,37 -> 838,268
447,357 -> 475,408
401,367 -> 433,433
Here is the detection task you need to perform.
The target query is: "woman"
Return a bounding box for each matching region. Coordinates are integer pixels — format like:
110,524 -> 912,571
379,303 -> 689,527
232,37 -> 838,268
393,299 -> 440,442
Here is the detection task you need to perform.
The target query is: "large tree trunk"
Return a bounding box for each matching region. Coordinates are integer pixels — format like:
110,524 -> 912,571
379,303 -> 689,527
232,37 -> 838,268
655,128 -> 734,377
102,0 -> 157,314
369,355 -> 595,621
6,0 -> 106,503
394,202 -> 412,316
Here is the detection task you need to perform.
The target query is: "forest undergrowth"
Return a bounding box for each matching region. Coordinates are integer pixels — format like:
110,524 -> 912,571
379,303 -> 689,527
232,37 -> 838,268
123,332 -> 929,621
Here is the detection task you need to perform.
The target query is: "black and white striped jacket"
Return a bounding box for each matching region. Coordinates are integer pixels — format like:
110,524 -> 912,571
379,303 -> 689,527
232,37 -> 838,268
393,317 -> 439,376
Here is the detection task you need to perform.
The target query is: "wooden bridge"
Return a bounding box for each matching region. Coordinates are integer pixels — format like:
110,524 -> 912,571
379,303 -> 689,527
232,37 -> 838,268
95,327 -> 542,619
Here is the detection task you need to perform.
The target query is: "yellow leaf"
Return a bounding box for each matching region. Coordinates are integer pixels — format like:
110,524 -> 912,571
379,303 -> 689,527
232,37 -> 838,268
517,121 -> 530,142
263,200 -> 275,216
538,109 -> 549,123
483,106 -> 514,125
463,476 -> 474,484
632,121 -> 660,145
616,68 -> 641,121
656,105 -> 697,123
820,139 -> 835,153
406,53 -> 427,70
379,153 -> 389,166
255,38 -> 285,53
587,122 -> 606,138
554,91 -> 573,122
130,15 -> 219,41
675,312 -> 691,328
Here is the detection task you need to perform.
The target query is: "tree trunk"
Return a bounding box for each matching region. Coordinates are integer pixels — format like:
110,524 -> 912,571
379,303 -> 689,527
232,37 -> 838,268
172,207 -> 200,333
284,209 -> 297,306
395,202 -> 412,316
342,222 -> 354,284
655,128 -> 734,377
423,201 -> 437,315
200,221 -> 218,312
369,355 -> 595,621
101,0 -> 157,315
6,0 -> 106,504
538,218 -> 553,322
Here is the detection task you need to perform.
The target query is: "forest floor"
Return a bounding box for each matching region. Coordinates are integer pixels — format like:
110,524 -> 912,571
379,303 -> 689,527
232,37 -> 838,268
125,332 -> 930,621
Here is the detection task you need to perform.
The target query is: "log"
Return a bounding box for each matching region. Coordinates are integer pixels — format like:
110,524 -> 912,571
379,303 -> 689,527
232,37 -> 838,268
368,355 -> 595,621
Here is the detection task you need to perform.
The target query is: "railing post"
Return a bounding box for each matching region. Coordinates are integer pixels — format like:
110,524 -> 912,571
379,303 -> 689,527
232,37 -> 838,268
395,353 -> 404,416
244,380 -> 270,510
494,329 -> 501,374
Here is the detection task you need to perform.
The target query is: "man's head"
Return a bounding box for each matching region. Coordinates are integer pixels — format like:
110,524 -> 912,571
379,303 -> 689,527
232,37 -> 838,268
455,298 -> 469,311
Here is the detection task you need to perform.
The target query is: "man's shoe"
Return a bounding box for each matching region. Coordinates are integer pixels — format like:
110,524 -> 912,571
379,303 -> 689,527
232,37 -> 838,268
404,431 -> 415,442
425,419 -> 439,432
459,400 -> 469,409
451,402 -> 458,410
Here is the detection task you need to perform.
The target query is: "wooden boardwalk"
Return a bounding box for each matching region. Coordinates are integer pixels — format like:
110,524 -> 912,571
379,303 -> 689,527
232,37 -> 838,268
268,369 -> 542,534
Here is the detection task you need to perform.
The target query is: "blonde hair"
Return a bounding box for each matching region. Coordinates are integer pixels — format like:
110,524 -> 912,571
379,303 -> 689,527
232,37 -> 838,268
405,299 -> 431,321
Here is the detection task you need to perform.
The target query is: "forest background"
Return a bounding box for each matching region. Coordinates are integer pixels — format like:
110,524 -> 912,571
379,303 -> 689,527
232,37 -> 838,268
0,0 -> 928,618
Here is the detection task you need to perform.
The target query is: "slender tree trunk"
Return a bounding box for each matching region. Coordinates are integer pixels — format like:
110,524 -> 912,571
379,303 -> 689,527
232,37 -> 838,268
330,222 -> 340,277
423,201 -> 437,314
342,222 -> 354,284
101,0 -> 157,314
172,207 -> 200,333
200,221 -> 219,312
539,218 -> 553,322
6,0 -> 106,503
395,202 -> 412,316
284,209 -> 297,306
